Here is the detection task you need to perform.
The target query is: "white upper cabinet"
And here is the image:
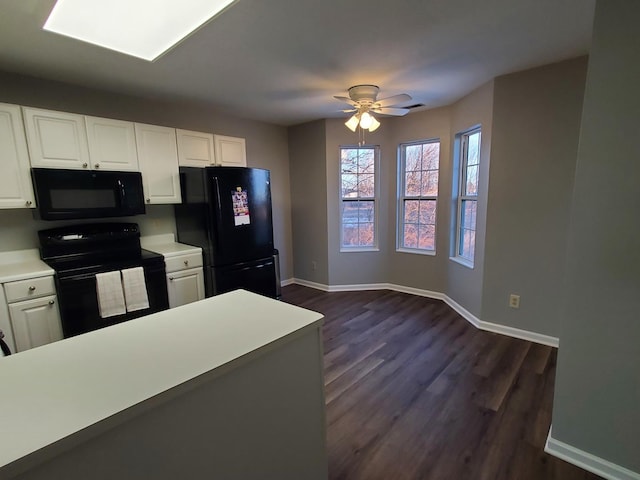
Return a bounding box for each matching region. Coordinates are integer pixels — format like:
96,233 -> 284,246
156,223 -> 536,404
214,134 -> 247,167
85,116 -> 139,171
134,123 -> 182,204
176,129 -> 215,167
0,103 -> 36,209
22,107 -> 90,169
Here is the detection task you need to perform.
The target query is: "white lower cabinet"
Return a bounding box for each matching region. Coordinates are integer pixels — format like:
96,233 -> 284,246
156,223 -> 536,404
167,268 -> 204,309
9,294 -> 62,352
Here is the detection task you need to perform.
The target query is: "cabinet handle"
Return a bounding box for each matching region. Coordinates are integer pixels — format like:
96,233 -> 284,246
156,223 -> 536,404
184,260 -> 189,266
25,200 -> 32,206
94,163 -> 100,169
169,277 -> 174,281
48,300 -> 55,306
146,198 -> 151,203
28,286 -> 36,292
82,163 -> 88,168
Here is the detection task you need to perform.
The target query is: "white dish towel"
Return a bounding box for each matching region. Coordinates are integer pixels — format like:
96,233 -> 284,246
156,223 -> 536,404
95,271 -> 126,318
121,267 -> 150,312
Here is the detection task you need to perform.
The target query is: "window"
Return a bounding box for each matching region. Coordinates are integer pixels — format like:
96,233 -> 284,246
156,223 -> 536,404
340,146 -> 378,249
398,140 -> 440,253
455,128 -> 481,265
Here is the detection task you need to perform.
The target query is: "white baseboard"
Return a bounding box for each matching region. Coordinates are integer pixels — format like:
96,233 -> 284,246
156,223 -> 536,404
545,427 -> 640,480
287,279 -> 559,347
280,278 -> 295,287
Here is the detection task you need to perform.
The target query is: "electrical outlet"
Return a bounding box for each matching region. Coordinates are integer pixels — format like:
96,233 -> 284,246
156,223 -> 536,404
509,294 -> 520,309
311,261 -> 317,271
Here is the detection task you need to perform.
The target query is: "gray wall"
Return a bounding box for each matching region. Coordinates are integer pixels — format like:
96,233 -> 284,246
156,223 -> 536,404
482,58 -> 587,336
387,106 -> 451,293
288,120 -> 329,284
552,0 -> 640,472
324,119 -> 391,285
0,71 -> 293,279
447,81 -> 494,316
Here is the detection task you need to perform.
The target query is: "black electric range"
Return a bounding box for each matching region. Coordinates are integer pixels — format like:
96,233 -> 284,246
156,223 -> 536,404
39,223 -> 169,338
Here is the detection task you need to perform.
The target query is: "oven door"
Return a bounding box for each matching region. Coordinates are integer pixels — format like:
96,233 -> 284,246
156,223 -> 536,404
55,262 -> 169,338
32,168 -> 145,221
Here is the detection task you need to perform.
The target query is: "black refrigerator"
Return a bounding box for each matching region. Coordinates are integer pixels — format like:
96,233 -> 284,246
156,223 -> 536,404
174,166 -> 278,298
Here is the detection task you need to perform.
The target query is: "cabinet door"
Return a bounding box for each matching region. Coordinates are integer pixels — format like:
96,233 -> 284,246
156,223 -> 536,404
22,107 -> 90,169
85,116 -> 139,171
167,268 -> 204,309
176,129 -> 215,167
0,103 -> 36,209
214,134 -> 246,167
135,123 -> 182,204
9,295 -> 63,352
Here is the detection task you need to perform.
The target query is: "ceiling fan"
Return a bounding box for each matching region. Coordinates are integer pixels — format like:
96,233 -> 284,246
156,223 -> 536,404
334,85 -> 412,132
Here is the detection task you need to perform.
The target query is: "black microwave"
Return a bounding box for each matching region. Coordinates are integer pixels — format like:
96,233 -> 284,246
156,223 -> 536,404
32,168 -> 146,221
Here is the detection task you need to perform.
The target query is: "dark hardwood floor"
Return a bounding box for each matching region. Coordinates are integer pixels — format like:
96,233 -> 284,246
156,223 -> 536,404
281,284 -> 602,480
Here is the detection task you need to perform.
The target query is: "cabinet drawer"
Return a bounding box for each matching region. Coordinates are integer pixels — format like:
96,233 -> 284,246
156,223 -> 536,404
4,276 -> 56,303
164,252 -> 203,273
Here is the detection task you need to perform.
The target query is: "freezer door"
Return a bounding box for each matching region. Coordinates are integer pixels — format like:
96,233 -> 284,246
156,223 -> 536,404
206,257 -> 277,299
208,167 -> 274,265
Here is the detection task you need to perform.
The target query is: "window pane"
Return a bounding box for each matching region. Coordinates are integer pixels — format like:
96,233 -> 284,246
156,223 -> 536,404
467,132 -> 481,165
461,200 -> 477,230
342,224 -> 359,246
342,202 -> 359,224
418,224 -> 435,250
358,150 -> 375,173
405,171 -> 421,196
403,224 -> 418,248
341,174 -> 357,198
404,200 -> 419,223
358,223 -> 375,247
405,145 -> 421,171
465,165 -> 478,196
421,143 -> 440,170
356,174 -> 374,197
421,170 -> 439,196
419,200 -> 436,225
459,228 -> 476,260
358,201 -> 375,222
341,149 -> 358,173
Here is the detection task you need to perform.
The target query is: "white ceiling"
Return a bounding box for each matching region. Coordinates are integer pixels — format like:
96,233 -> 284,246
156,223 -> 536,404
0,0 -> 595,126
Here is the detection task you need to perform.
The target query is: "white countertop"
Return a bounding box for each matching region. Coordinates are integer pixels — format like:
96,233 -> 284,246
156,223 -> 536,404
0,290 -> 323,471
0,249 -> 54,283
140,234 -> 202,258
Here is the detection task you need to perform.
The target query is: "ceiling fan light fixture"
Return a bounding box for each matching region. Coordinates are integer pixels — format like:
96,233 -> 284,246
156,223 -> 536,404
345,114 -> 360,132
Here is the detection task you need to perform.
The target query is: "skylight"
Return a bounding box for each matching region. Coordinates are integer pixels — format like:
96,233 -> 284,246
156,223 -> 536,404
43,0 -> 236,61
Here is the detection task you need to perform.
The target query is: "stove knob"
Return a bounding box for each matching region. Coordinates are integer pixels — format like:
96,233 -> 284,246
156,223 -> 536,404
28,286 -> 36,292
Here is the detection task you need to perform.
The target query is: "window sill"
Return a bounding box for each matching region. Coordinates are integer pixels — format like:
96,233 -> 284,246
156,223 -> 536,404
396,248 -> 436,257
340,247 -> 380,253
449,256 -> 474,269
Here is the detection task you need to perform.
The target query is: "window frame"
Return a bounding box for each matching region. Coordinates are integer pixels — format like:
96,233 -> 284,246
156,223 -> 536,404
396,138 -> 441,256
452,126 -> 481,268
339,145 -> 380,252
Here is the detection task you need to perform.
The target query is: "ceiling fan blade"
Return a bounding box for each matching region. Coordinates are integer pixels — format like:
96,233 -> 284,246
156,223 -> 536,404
341,109 -> 357,113
372,107 -> 410,116
334,95 -> 357,106
375,93 -> 412,108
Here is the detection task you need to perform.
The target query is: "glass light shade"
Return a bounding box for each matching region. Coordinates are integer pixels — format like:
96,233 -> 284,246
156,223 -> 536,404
359,111 -> 373,129
345,114 -> 360,132
368,116 -> 380,132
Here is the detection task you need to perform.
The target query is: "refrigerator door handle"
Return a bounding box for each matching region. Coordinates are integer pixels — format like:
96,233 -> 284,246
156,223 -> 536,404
212,176 -> 223,251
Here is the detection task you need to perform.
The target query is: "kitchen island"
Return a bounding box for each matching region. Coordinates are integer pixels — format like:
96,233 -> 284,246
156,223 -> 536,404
0,289 -> 327,480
